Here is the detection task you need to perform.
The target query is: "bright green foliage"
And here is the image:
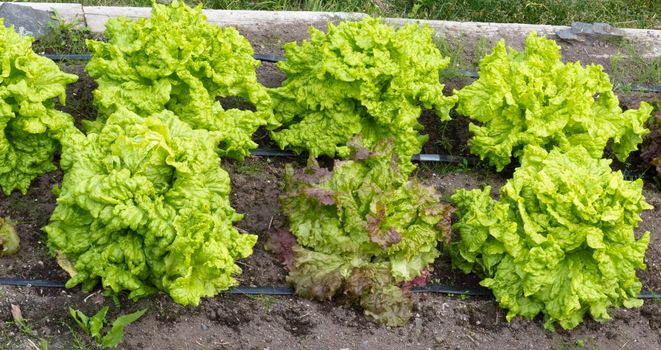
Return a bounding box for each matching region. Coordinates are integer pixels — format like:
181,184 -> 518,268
0,216 -> 19,256
44,109 -> 256,305
451,145 -> 652,330
455,32 -> 652,171
270,18 -> 457,173
279,142 -> 454,325
70,306 -> 147,348
640,99 -> 660,175
85,1 -> 274,159
0,20 -> 78,194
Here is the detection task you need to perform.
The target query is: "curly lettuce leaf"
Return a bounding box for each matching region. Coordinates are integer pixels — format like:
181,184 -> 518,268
44,108 -> 256,306
0,216 -> 19,256
640,107 -> 660,175
451,146 -> 652,329
270,18 -> 457,173
455,32 -> 652,171
85,1 -> 275,159
278,141 -> 453,325
0,19 -> 78,194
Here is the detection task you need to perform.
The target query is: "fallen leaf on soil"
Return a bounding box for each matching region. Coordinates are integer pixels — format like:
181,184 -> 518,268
11,304 -> 24,324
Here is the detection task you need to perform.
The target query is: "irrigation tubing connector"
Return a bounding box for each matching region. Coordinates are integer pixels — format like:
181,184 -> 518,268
2,278 -> 660,299
40,53 -> 661,94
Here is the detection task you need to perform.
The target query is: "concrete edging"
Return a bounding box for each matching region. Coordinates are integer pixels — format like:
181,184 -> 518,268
3,2 -> 660,57
84,6 -> 366,30
386,18 -> 661,57
0,2 -> 84,24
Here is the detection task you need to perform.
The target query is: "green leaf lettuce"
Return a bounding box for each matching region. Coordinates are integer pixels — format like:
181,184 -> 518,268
455,32 -> 652,171
451,145 -> 652,329
45,108 -> 256,305
85,1 -> 275,159
270,18 -> 457,173
0,19 -> 78,194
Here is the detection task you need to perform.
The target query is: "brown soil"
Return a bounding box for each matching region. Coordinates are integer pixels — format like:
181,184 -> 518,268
1,21 -> 660,350
2,160 -> 660,350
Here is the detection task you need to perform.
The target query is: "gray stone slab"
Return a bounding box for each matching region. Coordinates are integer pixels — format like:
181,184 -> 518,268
557,22 -> 625,42
0,2 -> 55,38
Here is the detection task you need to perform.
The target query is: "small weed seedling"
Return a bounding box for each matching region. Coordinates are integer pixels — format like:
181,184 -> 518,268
32,11 -> 91,55
69,306 -> 147,349
11,304 -> 49,350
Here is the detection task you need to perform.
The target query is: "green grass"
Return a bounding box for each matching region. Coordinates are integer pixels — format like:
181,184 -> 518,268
433,34 -> 491,74
32,10 -> 91,55
245,294 -> 278,310
609,39 -> 661,87
233,161 -> 265,175
64,323 -> 93,350
24,0 -> 661,29
395,0 -> 660,29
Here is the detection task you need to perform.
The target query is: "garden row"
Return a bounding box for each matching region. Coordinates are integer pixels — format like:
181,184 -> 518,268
1,0 -> 658,334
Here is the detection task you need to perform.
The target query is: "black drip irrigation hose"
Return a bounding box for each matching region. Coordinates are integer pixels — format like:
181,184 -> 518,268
253,53 -> 283,63
248,148 -> 480,165
413,153 -> 478,165
39,53 -> 661,94
1,278 -> 659,299
38,52 -> 658,179
614,84 -> 661,94
621,169 -> 656,181
42,53 -> 281,63
249,148 -> 297,158
42,53 -> 92,61
249,148 -> 656,180
0,278 -> 489,296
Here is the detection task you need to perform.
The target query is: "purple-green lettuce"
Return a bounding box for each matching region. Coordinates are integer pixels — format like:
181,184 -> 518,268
275,142 -> 453,325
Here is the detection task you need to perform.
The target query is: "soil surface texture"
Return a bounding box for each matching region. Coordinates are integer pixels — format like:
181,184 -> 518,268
1,20 -> 660,350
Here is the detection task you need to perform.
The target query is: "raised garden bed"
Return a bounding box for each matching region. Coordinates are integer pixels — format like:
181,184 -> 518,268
1,3 -> 660,349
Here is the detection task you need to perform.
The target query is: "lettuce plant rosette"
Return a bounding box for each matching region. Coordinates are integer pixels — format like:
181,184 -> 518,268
0,20 -> 78,194
0,216 -> 19,256
640,98 -> 660,176
44,108 -> 256,305
450,145 -> 652,329
272,141 -> 454,326
85,0 -> 275,159
455,32 -> 652,171
269,18 -> 458,173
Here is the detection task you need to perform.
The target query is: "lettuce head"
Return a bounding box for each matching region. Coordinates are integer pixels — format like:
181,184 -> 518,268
0,19 -> 78,194
451,145 -> 652,329
269,18 -> 457,173
85,0 -> 275,159
44,108 -> 256,305
275,141 -> 454,325
455,32 -> 652,171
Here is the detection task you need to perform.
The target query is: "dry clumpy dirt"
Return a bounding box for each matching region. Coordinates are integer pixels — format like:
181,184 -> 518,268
2,159 -> 660,350
1,20 -> 661,350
